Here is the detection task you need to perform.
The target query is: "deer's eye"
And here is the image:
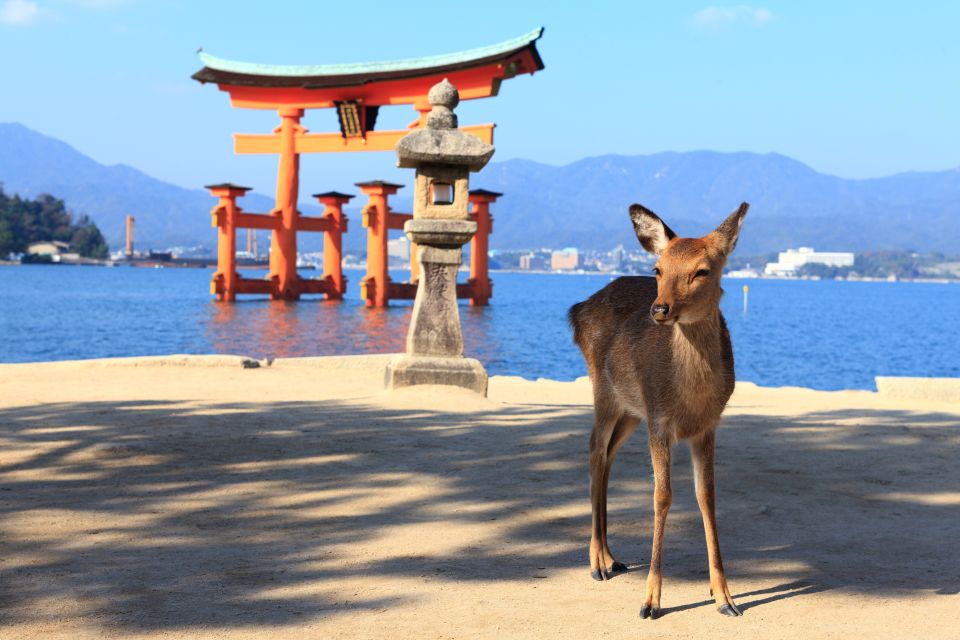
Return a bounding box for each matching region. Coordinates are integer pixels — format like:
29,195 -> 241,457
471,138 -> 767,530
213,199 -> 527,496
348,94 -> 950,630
652,266 -> 661,277
694,269 -> 710,278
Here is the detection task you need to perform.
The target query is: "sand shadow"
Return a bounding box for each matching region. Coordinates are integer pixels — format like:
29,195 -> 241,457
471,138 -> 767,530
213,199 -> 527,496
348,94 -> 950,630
0,397 -> 956,630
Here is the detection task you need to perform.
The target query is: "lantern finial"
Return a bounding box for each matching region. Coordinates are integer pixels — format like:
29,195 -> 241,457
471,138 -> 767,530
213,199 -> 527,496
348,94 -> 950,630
426,78 -> 459,129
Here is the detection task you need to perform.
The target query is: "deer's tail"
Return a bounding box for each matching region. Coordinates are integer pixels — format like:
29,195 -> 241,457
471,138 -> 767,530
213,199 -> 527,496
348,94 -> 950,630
568,301 -> 586,349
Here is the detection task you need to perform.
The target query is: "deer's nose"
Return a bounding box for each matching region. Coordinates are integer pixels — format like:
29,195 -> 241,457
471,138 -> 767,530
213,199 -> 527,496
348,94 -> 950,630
651,304 -> 670,321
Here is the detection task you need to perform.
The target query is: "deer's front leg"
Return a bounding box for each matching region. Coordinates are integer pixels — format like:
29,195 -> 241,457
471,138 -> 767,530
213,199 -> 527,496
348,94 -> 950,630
640,434 -> 671,620
690,429 -> 741,617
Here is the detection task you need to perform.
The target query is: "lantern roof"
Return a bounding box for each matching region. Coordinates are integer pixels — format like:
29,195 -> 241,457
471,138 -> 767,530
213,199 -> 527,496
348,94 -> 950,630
192,28 -> 544,89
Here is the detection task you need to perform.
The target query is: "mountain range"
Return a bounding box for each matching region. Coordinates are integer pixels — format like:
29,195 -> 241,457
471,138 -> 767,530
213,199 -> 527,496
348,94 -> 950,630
2,122 -> 958,256
475,153 -> 960,255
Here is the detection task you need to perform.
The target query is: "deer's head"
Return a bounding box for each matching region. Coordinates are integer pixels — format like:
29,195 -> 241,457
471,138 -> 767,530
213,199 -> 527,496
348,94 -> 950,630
629,202 -> 749,325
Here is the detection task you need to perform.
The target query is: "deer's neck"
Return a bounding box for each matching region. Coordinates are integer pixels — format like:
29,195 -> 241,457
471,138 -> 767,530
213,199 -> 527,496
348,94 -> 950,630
670,311 -> 725,385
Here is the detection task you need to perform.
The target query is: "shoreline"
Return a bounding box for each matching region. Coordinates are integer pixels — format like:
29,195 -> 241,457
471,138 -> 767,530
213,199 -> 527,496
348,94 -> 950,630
1,354 -> 958,403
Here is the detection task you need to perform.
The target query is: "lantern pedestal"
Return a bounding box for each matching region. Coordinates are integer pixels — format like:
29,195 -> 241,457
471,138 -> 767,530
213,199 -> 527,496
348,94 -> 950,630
384,354 -> 487,395
384,219 -> 488,395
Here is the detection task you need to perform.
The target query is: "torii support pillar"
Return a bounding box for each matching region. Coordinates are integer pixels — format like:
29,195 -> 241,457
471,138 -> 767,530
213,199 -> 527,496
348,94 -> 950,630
270,107 -> 305,300
207,183 -> 252,301
313,191 -> 353,300
357,181 -> 413,307
467,189 -> 501,306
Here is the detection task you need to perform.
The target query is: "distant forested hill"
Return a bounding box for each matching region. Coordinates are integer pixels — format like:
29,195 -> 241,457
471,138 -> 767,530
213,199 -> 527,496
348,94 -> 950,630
2,122 -> 959,255
0,187 -> 108,259
0,123 -> 279,253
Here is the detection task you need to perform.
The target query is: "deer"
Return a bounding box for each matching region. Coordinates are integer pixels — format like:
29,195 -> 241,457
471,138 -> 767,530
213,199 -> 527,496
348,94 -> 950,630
568,201 -> 749,620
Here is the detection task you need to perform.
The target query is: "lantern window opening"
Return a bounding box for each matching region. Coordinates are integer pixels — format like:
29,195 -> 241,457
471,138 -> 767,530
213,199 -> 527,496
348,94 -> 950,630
431,182 -> 455,206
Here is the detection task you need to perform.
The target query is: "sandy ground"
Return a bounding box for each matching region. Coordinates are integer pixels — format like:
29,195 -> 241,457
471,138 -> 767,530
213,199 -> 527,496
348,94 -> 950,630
0,355 -> 957,639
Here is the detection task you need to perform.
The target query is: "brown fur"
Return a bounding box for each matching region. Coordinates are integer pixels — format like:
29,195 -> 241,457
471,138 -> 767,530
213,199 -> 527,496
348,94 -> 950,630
568,202 -> 749,619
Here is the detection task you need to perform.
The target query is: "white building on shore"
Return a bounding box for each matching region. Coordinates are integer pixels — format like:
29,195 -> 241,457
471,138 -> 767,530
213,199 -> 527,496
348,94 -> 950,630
764,247 -> 855,276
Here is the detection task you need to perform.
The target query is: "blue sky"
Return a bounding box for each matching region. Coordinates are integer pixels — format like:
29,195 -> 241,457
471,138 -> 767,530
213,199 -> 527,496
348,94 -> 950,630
1,0 -> 959,195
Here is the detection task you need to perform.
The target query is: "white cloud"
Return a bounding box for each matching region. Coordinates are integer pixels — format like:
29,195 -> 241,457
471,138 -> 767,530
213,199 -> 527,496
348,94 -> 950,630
0,0 -> 129,27
0,0 -> 42,25
692,5 -> 775,30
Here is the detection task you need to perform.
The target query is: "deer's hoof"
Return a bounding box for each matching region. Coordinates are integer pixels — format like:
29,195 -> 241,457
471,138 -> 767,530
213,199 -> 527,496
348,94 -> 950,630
639,605 -> 660,620
718,603 -> 742,617
591,562 -> 626,581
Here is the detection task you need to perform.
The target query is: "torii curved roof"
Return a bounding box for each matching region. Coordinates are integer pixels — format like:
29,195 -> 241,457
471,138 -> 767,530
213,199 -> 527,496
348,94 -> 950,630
192,28 -> 544,89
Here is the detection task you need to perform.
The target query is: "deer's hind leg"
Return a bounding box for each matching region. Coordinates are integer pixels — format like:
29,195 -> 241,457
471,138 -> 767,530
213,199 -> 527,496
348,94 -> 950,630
589,407 -> 638,581
601,414 -> 640,574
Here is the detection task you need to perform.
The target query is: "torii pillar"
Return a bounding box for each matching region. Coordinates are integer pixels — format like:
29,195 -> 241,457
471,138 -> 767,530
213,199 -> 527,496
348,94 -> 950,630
357,181 -> 403,307
313,191 -> 353,299
270,107 -> 305,300
467,189 -> 501,306
207,183 -> 252,302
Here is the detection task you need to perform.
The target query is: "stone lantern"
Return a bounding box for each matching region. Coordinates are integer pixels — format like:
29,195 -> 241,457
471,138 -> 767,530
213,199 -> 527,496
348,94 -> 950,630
384,79 -> 495,395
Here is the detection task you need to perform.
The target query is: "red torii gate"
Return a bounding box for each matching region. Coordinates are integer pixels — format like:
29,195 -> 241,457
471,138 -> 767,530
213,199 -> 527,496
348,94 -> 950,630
193,28 -> 543,305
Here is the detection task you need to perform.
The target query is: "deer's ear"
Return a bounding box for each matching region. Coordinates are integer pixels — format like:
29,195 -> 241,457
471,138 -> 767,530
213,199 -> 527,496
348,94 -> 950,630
630,204 -> 676,256
710,202 -> 749,256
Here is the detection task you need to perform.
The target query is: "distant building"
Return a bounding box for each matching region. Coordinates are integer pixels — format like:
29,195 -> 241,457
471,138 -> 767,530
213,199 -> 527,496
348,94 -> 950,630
148,250 -> 173,262
26,241 -> 80,263
519,252 -> 548,271
764,247 -> 854,276
611,244 -> 625,270
27,241 -> 70,256
388,236 -> 410,261
551,247 -> 579,271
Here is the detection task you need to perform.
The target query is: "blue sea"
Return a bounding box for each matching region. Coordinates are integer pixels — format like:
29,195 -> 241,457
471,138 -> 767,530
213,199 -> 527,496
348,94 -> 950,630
1,265 -> 958,391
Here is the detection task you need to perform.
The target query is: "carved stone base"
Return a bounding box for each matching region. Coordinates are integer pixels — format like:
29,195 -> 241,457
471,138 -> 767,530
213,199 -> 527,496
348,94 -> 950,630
384,354 -> 488,396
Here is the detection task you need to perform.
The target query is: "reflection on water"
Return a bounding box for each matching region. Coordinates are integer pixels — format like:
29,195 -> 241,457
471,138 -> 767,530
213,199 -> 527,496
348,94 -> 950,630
202,271 -> 414,359
354,304 -> 412,354
203,299 -> 413,360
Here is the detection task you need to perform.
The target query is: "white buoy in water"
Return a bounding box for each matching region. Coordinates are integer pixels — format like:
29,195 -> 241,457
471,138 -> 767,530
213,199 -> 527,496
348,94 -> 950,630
743,284 -> 749,314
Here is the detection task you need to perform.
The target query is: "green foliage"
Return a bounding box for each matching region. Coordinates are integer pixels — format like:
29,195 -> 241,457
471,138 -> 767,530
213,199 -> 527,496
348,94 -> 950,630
69,215 -> 109,260
795,250 -> 959,280
0,185 -> 109,259
853,251 -> 926,279
727,251 -> 779,271
20,253 -> 53,264
797,262 -> 846,279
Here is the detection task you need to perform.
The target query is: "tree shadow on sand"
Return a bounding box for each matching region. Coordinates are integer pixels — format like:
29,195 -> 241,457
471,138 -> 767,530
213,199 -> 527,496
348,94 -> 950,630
0,397 -> 956,630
